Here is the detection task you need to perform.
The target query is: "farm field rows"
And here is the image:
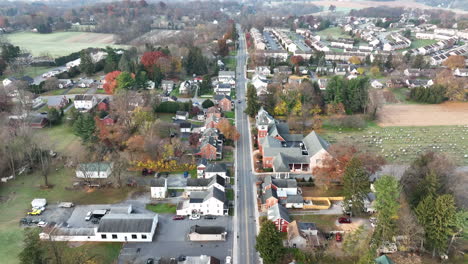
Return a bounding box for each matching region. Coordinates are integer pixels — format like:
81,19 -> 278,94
322,125 -> 468,165
7,32 -> 127,57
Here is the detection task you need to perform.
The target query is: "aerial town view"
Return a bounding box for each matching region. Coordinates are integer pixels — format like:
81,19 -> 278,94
0,0 -> 467,264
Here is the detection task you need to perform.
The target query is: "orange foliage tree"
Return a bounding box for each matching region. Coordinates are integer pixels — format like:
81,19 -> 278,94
103,71 -> 121,94
216,119 -> 240,141
141,51 -> 168,72
290,56 -> 304,66
313,143 -> 385,186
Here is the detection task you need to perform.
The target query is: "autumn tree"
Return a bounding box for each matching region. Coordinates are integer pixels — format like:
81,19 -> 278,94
103,70 -> 121,94
313,143 -> 385,186
442,55 -> 465,70
116,71 -> 136,91
435,69 -> 466,101
218,38 -> 229,57
290,56 -> 303,66
349,56 -> 361,65
216,119 -> 240,141
141,51 -> 168,72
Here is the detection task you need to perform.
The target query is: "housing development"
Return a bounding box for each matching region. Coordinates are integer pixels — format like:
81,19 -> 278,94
0,1 -> 467,264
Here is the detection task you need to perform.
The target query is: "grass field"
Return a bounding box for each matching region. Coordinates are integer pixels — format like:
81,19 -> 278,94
67,88 -> 88,94
223,57 -> 237,71
316,27 -> 349,40
0,166 -> 135,264
146,203 -> 177,214
407,38 -> 438,50
322,125 -> 468,165
34,123 -> 83,153
12,66 -> 55,79
7,31 -> 127,57
41,89 -> 67,96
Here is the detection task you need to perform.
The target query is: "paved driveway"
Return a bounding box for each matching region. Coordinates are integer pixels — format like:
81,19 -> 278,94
119,214 -> 233,263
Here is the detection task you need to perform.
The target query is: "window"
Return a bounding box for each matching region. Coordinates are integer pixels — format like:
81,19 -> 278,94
101,234 -> 107,239
112,234 -> 117,239
142,235 -> 147,239
131,234 -> 137,239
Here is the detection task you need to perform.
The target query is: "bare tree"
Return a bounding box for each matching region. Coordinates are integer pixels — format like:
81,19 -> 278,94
42,77 -> 59,92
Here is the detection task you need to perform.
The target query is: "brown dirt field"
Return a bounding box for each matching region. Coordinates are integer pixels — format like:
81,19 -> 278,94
378,102 -> 468,126
64,33 -> 116,44
310,0 -> 468,14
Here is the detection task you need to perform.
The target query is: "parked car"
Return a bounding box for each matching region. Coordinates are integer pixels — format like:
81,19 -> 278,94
172,215 -> 185,220
85,211 -> 92,221
338,217 -> 352,224
20,218 -> 32,225
335,233 -> 343,242
37,221 -> 48,227
170,191 -> 176,197
27,208 -> 43,215
58,202 -> 74,208
226,256 -> 232,264
189,214 -> 200,220
146,258 -> 154,264
204,215 -> 216,220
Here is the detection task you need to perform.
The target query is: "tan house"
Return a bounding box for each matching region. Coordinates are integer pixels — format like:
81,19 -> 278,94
287,221 -> 323,249
188,225 -> 227,241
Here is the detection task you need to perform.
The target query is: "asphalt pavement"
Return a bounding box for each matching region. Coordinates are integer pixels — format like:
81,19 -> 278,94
233,24 -> 259,264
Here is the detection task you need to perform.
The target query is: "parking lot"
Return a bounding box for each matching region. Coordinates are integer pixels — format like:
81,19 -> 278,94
119,214 -> 233,264
21,204 -> 74,227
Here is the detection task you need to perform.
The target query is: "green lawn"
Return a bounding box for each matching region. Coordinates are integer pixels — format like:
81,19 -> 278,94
146,203 -> 177,214
316,27 -> 349,40
222,149 -> 234,162
224,111 -> 235,119
0,167 -> 134,264
322,125 -> 468,165
95,89 -> 108,94
223,57 -> 237,71
67,88 -> 88,94
155,113 -> 174,122
409,39 -> 438,49
41,89 -> 67,96
35,123 -> 82,153
11,66 -> 55,79
226,189 -> 234,201
6,31 -> 127,57
291,214 -> 340,232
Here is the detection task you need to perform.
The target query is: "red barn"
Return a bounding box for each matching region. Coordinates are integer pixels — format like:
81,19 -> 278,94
98,98 -> 109,111
267,204 -> 291,232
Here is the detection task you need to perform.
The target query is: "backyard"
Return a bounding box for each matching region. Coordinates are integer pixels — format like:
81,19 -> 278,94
6,31 -> 127,57
146,203 -> 177,214
316,27 -> 349,40
34,123 -> 84,154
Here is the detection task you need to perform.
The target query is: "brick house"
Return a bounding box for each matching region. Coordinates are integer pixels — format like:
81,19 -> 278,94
100,115 -> 115,126
262,188 -> 279,211
213,95 -> 232,112
205,106 -> 222,119
204,116 -> 225,129
98,98 -> 109,111
267,204 -> 291,232
196,137 -> 222,160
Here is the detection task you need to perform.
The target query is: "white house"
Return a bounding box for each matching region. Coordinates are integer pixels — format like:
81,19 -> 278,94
179,81 -> 192,95
74,95 -> 98,112
188,225 -> 227,241
3,77 -> 15,87
186,175 -> 226,193
180,122 -> 192,133
214,83 -> 232,95
161,80 -> 174,93
41,213 -> 158,243
175,111 -> 189,120
203,163 -> 228,180
251,74 -> 269,96
75,162 -> 113,179
150,178 -> 167,199
218,71 -> 235,84
176,186 -> 227,216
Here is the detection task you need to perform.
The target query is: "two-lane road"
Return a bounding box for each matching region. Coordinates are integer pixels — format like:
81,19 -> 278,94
234,24 -> 259,264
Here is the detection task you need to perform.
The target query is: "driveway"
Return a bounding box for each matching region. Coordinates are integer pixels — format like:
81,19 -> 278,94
119,214 -> 233,263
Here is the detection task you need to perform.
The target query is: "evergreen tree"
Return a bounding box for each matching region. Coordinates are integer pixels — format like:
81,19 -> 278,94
135,71 -> 149,90
343,157 -> 370,216
245,83 -> 260,117
202,99 -> 214,109
19,228 -> 44,264
184,47 -> 208,75
374,175 -> 400,243
104,47 -> 119,73
47,108 -> 61,125
79,50 -> 94,76
151,65 -> 164,86
73,113 -> 96,142
199,75 -> 213,95
255,221 -> 285,264
118,52 -> 132,72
